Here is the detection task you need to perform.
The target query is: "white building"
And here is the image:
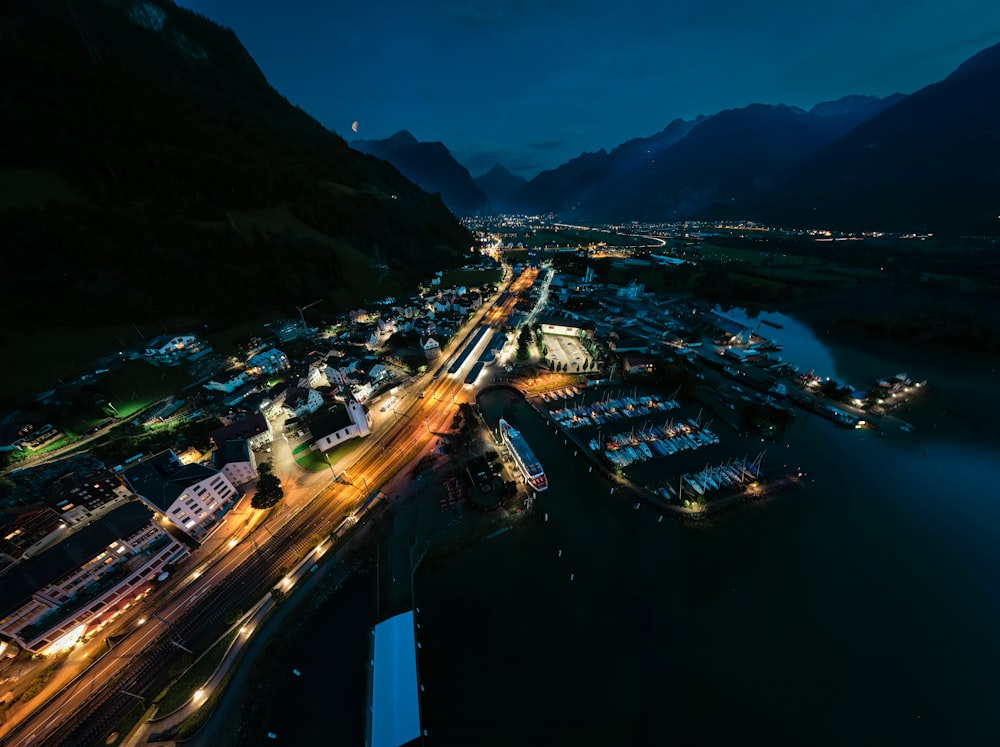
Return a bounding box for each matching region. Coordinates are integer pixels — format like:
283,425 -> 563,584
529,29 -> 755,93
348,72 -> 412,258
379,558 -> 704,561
311,399 -> 372,453
212,440 -> 258,487
421,336 -> 441,359
325,357 -> 359,388
123,451 -> 238,540
203,370 -> 253,394
278,386 -> 325,419
144,334 -> 197,360
246,348 -> 289,376
0,502 -> 189,654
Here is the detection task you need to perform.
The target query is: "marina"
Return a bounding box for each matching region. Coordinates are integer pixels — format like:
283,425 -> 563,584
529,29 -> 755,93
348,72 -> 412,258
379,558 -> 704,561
547,389 -> 680,429
587,417 -> 720,467
655,455 -> 766,502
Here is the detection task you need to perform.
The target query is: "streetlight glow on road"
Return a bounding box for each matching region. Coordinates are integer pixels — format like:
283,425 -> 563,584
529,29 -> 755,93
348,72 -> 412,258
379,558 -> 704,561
2,265 -> 535,746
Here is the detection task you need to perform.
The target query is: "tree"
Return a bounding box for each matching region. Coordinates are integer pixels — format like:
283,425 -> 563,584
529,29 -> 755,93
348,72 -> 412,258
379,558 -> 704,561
516,325 -> 531,360
252,461 -> 284,509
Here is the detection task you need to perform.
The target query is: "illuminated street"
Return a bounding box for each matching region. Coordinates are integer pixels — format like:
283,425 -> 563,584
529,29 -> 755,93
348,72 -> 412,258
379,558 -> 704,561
1,266 -> 538,747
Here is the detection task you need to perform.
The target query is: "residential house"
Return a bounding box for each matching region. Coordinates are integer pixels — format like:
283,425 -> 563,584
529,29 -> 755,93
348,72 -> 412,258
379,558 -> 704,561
210,413 -> 273,451
0,422 -> 43,452
123,451 -> 239,540
306,360 -> 329,389
432,293 -> 455,314
357,325 -> 381,349
413,318 -> 436,338
46,475 -> 132,528
0,502 -> 189,654
0,506 -> 64,562
212,440 -> 257,487
203,369 -> 253,394
457,291 -> 482,312
246,348 -> 289,376
143,334 -> 198,362
364,360 -> 391,384
222,382 -> 261,408
421,336 -> 441,360
622,357 -> 657,375
278,386 -> 325,419
377,317 -> 397,336
325,357 -> 360,388
345,371 -> 375,402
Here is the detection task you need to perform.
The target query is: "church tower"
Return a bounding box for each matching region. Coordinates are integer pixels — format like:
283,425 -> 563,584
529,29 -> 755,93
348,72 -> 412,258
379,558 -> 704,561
347,396 -> 371,437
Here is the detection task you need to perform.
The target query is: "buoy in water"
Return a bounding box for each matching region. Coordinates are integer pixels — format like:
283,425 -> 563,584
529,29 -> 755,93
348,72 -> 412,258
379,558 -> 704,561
658,515 -> 663,523
570,573 -> 575,581
544,513 -> 549,521
558,549 -> 562,557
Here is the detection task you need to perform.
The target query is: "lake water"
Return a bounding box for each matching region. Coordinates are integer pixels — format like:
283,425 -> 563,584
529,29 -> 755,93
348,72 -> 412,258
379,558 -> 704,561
258,308 -> 1000,746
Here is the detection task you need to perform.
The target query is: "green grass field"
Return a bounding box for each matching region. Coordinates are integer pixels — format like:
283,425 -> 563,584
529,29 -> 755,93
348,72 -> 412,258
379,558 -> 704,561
294,437 -> 362,472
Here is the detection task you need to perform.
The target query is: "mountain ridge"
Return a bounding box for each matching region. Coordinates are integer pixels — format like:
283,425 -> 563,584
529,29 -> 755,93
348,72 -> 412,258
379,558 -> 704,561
351,131 -> 489,216
0,0 -> 474,330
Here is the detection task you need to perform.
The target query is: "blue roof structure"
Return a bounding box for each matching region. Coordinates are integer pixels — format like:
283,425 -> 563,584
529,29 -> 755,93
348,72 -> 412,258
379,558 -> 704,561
369,610 -> 421,747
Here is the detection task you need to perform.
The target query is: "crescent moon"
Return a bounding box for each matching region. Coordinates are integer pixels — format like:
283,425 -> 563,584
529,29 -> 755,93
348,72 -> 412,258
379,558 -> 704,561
351,121 -> 359,133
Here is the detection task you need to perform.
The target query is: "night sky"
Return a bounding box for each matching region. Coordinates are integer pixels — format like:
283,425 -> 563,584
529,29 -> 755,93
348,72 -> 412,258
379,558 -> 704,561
178,0 -> 1000,177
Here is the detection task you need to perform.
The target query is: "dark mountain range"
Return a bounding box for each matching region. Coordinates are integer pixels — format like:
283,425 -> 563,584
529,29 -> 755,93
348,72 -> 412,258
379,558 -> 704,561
807,93 -> 906,121
508,149 -> 611,215
504,95 -> 897,222
759,43 -> 1000,234
503,117 -> 704,215
0,0 -> 472,332
576,98 -> 903,221
473,164 -> 527,215
498,41 -> 1000,235
351,131 -> 489,216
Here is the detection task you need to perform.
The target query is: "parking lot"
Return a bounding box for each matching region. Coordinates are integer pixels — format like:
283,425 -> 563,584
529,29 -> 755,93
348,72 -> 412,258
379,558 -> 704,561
543,333 -> 593,372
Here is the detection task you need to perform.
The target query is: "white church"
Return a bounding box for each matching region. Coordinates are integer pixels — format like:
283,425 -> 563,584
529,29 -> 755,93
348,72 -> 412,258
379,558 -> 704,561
309,397 -> 372,453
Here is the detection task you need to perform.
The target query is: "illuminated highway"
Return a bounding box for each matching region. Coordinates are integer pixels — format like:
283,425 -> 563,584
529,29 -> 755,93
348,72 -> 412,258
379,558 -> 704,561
3,265 -> 538,747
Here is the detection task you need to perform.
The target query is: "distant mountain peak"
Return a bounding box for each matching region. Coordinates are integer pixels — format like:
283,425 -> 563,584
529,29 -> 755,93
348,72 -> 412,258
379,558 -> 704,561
482,163 -> 515,178
387,129 -> 419,146
351,130 -> 487,215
